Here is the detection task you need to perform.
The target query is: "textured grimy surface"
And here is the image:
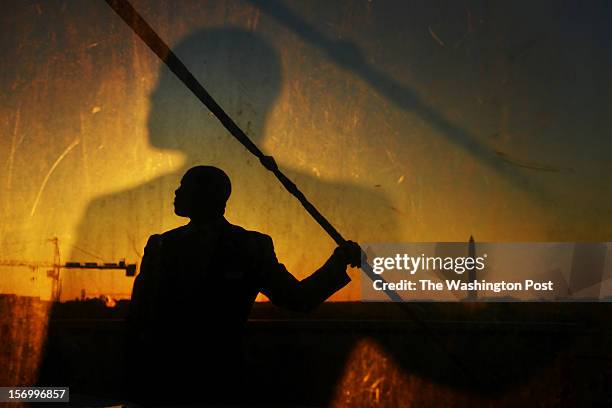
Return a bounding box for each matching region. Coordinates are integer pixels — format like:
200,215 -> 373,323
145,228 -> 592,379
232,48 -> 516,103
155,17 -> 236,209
1,0 -> 612,393
37,302 -> 612,406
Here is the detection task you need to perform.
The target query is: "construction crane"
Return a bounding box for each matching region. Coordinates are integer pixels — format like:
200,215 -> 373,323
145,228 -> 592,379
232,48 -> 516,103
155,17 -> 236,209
0,237 -> 137,302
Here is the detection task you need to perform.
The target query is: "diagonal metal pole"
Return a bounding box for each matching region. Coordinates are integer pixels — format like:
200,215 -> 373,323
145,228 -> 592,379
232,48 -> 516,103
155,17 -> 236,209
103,0 -> 477,381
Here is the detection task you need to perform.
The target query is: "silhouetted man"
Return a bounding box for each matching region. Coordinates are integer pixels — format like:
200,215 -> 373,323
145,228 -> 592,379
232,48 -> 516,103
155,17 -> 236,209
126,165 -> 361,405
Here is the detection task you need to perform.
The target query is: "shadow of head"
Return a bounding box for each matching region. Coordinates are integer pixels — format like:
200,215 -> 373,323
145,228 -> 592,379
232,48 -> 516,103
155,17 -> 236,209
148,28 -> 282,157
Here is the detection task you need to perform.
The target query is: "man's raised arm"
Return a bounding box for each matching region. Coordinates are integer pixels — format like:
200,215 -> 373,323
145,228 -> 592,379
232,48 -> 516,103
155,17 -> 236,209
258,236 -> 361,312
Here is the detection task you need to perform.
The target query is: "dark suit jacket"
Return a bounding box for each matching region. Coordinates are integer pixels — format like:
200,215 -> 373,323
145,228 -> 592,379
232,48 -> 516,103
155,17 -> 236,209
126,217 -> 350,404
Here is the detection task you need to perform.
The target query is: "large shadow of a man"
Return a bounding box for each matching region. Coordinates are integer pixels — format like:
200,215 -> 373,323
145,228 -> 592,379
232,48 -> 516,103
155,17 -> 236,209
68,27 -> 401,403
68,28 -> 400,301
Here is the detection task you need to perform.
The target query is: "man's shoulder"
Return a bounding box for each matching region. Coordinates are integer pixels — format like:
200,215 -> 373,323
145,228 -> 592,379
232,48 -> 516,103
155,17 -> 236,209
158,225 -> 189,240
224,222 -> 273,248
223,223 -> 277,265
142,226 -> 187,252
151,222 -> 273,247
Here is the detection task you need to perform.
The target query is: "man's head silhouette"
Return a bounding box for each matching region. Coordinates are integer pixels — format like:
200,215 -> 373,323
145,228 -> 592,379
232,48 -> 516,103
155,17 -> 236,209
174,166 -> 231,221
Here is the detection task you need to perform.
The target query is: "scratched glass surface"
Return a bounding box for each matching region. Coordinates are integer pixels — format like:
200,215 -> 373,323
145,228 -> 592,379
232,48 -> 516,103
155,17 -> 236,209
1,0 -> 611,391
